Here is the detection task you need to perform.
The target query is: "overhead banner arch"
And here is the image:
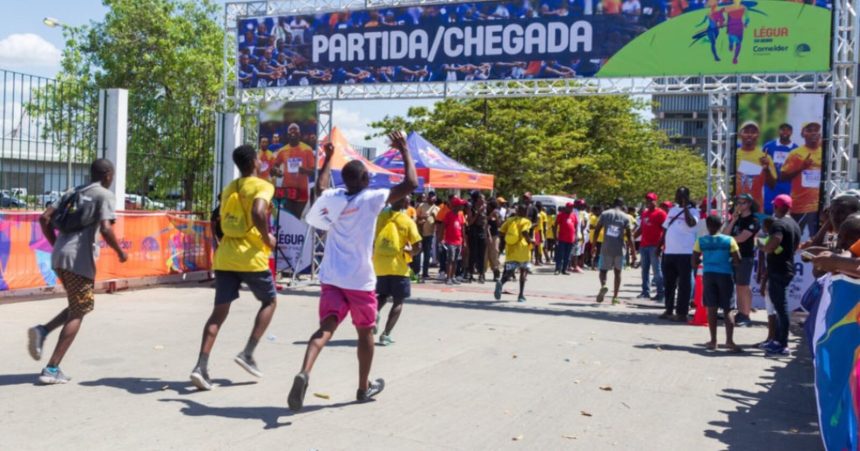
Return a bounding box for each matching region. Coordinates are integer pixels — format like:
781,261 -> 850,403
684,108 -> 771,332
234,0 -> 832,88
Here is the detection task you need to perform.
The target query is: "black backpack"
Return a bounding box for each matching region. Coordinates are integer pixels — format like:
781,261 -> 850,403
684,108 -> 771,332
51,188 -> 98,233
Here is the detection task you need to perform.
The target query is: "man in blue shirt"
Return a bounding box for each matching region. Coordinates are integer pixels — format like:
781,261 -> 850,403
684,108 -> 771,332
693,215 -> 742,352
761,123 -> 798,214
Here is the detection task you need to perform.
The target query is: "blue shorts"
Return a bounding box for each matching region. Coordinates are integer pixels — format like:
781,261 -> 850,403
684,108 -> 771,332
214,270 -> 277,305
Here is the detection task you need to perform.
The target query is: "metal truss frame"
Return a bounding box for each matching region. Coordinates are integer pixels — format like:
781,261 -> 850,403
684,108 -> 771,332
224,0 -> 858,279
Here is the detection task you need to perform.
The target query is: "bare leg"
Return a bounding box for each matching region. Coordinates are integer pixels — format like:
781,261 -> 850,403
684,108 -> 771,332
725,309 -> 738,350
300,316 -> 339,375
47,313 -> 85,367
198,303 -> 231,357
382,300 -> 404,336
249,300 -> 277,343
356,326 -> 375,391
706,307 -> 718,348
613,268 -> 622,298
599,270 -> 608,287
736,285 -> 752,317
43,308 -> 69,333
518,268 -> 527,297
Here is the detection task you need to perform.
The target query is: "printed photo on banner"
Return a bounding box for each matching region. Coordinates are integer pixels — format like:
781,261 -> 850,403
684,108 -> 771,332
258,100 -> 317,275
235,0 -> 831,87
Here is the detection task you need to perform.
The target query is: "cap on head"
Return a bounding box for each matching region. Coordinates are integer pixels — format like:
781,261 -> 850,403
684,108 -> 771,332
565,202 -> 574,209
451,196 -> 467,207
645,192 -> 658,201
496,196 -> 506,203
288,123 -> 300,133
739,120 -> 760,131
773,194 -> 793,210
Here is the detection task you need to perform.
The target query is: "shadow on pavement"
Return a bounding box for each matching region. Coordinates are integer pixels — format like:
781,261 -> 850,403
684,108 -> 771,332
0,373 -> 39,386
634,342 -> 763,358
410,297 -> 678,327
79,377 -> 257,395
292,340 -> 357,347
703,341 -> 821,450
158,398 -> 359,429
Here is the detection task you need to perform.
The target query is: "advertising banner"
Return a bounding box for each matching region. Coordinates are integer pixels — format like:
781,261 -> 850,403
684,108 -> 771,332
813,275 -> 860,451
0,212 -> 213,292
257,100 -> 317,274
236,0 -> 831,87
735,92 -> 826,310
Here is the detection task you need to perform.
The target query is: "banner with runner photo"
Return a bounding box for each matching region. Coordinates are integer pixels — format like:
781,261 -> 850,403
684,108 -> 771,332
257,100 -> 317,274
236,0 -> 832,87
735,92 -> 826,309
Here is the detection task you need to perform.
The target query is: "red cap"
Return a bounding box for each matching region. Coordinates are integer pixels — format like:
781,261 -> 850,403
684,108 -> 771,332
773,194 -> 793,209
660,201 -> 673,209
565,202 -> 575,208
451,196 -> 467,207
645,192 -> 658,201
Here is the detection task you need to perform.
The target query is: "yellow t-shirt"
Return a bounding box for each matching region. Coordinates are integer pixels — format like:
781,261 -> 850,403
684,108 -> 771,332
373,210 -> 422,277
781,145 -> 822,214
500,217 -> 533,263
589,214 -> 605,243
546,214 -> 556,239
537,211 -> 548,237
735,147 -> 776,210
214,177 -> 275,272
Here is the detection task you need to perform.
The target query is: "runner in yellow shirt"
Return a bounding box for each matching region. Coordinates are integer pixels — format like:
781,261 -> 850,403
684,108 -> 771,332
495,204 -> 534,303
779,121 -> 823,236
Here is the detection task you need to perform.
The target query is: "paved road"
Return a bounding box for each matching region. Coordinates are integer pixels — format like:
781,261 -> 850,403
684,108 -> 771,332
0,266 -> 821,450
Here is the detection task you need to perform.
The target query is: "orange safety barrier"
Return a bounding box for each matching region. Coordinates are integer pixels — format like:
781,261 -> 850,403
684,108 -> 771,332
0,210 -> 213,292
689,270 -> 707,326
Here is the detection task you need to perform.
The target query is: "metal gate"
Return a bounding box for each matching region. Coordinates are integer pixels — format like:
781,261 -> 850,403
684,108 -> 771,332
0,69 -> 99,209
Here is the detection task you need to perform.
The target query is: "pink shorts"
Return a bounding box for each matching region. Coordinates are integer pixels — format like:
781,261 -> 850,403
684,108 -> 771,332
319,284 -> 378,328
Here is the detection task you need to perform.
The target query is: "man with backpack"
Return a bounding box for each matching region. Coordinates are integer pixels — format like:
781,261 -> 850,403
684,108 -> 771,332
188,144 -> 280,390
288,131 -> 417,411
29,159 -> 128,384
373,195 -> 422,346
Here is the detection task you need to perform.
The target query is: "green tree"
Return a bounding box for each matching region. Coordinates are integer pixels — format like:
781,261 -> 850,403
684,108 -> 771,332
29,0 -> 224,211
369,96 -> 707,205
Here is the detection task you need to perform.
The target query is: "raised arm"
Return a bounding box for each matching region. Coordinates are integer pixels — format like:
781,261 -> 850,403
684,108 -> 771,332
313,142 -> 335,200
387,131 -> 418,204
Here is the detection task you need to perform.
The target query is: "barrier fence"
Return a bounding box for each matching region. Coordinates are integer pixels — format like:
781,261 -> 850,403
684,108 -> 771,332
0,210 -> 213,292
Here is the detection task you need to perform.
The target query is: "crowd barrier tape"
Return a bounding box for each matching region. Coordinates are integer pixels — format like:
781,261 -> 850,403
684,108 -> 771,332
0,210 -> 213,293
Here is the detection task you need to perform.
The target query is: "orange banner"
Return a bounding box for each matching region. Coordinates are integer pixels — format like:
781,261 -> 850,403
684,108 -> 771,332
0,211 -> 213,292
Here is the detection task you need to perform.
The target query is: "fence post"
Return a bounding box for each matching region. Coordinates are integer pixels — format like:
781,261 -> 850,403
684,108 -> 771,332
97,89 -> 128,209
214,112 -> 241,201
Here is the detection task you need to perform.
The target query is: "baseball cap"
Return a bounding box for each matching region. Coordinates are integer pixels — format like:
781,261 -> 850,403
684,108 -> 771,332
773,194 -> 793,209
565,202 -> 575,209
451,196 -> 467,207
645,192 -> 658,201
496,196 -> 507,203
735,193 -> 753,202
661,201 -> 673,209
739,120 -> 759,131
802,121 -> 822,131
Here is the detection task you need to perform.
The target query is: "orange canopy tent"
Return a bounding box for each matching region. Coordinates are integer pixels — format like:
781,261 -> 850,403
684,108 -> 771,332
320,127 -> 425,190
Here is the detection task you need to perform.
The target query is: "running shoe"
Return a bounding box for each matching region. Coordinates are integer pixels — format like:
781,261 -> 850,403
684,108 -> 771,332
288,372 -> 309,411
357,378 -> 386,402
379,335 -> 394,346
28,325 -> 47,360
234,352 -> 263,378
517,295 -> 526,303
494,280 -> 503,300
596,287 -> 608,303
190,367 -> 213,391
735,314 -> 752,327
764,342 -> 790,356
757,340 -> 774,349
612,297 -> 621,305
38,366 -> 70,385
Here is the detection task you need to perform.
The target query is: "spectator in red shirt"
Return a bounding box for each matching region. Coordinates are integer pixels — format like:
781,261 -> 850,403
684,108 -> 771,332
554,202 -> 578,275
637,192 -> 667,301
443,196 -> 467,285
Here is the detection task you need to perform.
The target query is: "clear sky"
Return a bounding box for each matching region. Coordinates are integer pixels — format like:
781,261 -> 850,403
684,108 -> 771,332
0,0 -> 435,153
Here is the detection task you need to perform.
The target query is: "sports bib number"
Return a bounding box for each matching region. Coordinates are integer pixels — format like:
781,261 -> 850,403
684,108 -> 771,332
606,225 -> 621,238
287,157 -> 302,174
801,170 -> 821,188
773,151 -> 788,165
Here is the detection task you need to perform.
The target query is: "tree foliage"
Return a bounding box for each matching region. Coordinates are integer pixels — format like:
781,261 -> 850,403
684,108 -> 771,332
369,96 -> 707,205
31,0 -> 224,211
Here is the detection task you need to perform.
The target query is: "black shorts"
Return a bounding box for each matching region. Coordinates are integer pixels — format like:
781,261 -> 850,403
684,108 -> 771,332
214,270 -> 277,305
702,273 -> 734,311
734,257 -> 754,286
376,275 -> 411,300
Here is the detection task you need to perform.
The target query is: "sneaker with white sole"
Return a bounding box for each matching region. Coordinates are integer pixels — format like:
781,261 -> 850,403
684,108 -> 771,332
234,353 -> 263,378
39,366 -> 70,385
288,372 -> 309,411
379,335 -> 394,346
28,326 -> 47,360
357,378 -> 385,402
190,367 -> 214,391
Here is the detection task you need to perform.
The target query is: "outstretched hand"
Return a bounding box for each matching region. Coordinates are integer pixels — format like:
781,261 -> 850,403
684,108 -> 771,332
323,142 -> 335,160
388,131 -> 407,152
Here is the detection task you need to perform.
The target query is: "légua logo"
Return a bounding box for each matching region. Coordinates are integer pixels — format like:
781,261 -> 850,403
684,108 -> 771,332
795,43 -> 811,57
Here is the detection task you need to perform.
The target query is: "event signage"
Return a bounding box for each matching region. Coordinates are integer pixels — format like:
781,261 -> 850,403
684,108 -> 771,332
236,0 -> 831,87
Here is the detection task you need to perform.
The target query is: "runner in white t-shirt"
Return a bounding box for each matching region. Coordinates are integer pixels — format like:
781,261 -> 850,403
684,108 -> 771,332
288,131 -> 418,411
659,187 -> 700,322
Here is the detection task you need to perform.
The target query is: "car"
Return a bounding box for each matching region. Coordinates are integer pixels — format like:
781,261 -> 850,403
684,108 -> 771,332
125,194 -> 166,210
38,191 -> 63,208
0,193 -> 27,208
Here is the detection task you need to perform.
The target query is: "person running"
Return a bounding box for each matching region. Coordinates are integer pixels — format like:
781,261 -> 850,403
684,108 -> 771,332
288,131 -> 417,411
723,193 -> 759,327
637,193 -> 666,301
693,215 -> 742,353
495,204 -> 534,303
188,145 -> 279,390
442,196 -> 468,285
29,159 -> 128,384
760,194 -> 801,356
592,198 -> 636,305
415,192 -> 439,282
554,202 -> 578,275
486,199 -> 503,281
660,187 -> 700,322
373,195 -> 422,346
